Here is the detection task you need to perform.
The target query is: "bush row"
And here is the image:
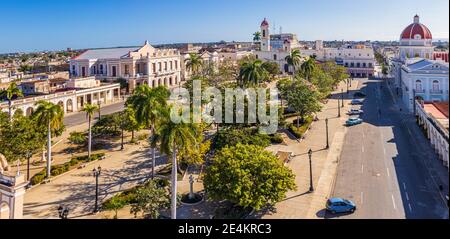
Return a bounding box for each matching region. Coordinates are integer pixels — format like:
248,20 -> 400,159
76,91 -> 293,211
30,153 -> 106,185
287,116 -> 313,139
102,178 -> 169,211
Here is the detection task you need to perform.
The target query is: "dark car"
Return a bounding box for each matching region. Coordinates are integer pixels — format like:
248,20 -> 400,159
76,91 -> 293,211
354,92 -> 367,98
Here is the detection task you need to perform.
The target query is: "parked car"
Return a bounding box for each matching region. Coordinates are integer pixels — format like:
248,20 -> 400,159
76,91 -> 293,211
326,198 -> 356,214
347,109 -> 364,115
354,92 -> 367,98
346,118 -> 363,126
351,99 -> 364,105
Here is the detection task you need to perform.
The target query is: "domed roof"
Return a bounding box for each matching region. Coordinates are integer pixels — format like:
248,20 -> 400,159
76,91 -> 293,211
401,15 -> 432,40
261,18 -> 269,27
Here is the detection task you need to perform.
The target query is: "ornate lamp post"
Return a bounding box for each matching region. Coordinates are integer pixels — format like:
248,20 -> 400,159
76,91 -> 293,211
338,97 -> 341,118
93,166 -> 102,213
346,79 -> 350,95
26,151 -> 32,181
325,118 -> 329,149
308,149 -> 314,192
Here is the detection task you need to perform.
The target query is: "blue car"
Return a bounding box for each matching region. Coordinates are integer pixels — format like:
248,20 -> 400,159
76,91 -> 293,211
326,198 -> 356,214
345,118 -> 363,126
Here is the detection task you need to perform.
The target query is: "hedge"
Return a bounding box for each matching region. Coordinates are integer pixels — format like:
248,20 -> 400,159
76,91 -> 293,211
288,116 -> 313,139
270,133 -> 284,144
30,153 -> 106,185
102,178 -> 170,211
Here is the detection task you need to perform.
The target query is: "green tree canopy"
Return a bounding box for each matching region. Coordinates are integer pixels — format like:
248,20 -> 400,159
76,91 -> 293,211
0,114 -> 46,162
238,59 -> 269,86
204,144 -> 297,210
130,180 -> 170,219
286,80 -> 322,127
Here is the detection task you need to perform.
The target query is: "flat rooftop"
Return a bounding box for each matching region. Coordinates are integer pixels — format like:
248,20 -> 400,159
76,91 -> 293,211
423,102 -> 449,132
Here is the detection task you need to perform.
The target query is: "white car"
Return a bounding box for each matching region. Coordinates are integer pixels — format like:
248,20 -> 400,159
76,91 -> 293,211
347,109 -> 364,115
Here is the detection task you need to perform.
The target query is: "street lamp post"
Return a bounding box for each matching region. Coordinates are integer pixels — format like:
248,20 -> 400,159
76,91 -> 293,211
338,97 -> 341,118
325,118 -> 329,149
26,151 -> 32,181
346,79 -> 349,95
308,149 -> 314,192
413,89 -> 417,116
93,166 -> 102,213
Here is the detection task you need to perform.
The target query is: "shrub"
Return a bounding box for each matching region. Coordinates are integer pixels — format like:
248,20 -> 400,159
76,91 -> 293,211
68,131 -> 87,145
270,133 -> 284,144
214,128 -> 271,150
30,171 -> 46,185
137,133 -> 149,141
288,116 -> 313,139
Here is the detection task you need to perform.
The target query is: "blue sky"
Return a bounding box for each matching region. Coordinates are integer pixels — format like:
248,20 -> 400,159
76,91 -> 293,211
0,0 -> 448,53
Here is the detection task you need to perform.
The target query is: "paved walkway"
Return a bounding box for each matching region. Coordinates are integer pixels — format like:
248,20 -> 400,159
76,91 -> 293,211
23,136 -> 168,219
258,80 -> 360,219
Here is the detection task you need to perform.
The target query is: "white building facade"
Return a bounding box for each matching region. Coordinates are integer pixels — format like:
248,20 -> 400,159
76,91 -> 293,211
391,15 -> 449,112
301,43 -> 376,78
70,41 -> 182,92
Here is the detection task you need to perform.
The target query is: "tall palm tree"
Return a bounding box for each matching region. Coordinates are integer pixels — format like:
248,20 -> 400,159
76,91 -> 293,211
253,32 -> 261,42
33,101 -> 64,179
127,85 -> 169,179
0,82 -> 23,121
81,104 -> 99,158
300,58 -> 316,81
285,49 -> 302,74
158,116 -> 197,219
185,53 -> 203,76
238,59 -> 269,86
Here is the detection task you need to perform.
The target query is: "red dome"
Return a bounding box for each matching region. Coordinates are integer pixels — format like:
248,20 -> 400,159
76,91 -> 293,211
401,15 -> 432,40
261,18 -> 269,27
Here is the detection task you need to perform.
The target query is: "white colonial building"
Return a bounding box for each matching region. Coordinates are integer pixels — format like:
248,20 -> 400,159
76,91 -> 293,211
1,77 -> 121,116
253,18 -> 301,74
301,42 -> 376,78
391,15 -> 449,112
70,41 -> 182,92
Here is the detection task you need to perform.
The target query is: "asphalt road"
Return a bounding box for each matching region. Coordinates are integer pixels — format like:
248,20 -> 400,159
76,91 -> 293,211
330,78 -> 449,219
64,101 -> 125,128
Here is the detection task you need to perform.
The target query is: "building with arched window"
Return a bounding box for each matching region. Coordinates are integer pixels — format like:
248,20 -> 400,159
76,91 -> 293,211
390,15 -> 449,112
70,41 -> 182,92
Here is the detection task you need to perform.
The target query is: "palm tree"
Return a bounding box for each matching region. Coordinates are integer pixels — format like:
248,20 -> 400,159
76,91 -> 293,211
127,85 -> 169,179
253,32 -> 261,42
33,101 -> 64,179
185,53 -> 203,76
285,49 -> 302,74
238,59 -> 269,86
300,58 -> 316,81
81,104 -> 99,158
158,115 -> 197,219
0,82 -> 23,121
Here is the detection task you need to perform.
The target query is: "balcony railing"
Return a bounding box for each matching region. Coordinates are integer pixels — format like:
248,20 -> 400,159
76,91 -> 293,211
429,90 -> 444,94
415,89 -> 426,94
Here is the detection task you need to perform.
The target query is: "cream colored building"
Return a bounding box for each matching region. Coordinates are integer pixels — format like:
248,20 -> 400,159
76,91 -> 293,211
70,41 -> 182,92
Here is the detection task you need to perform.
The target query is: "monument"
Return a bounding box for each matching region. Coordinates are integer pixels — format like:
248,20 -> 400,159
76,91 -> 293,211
0,153 -> 28,219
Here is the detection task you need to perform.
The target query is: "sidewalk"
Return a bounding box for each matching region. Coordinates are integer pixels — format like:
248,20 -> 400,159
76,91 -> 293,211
257,80 -> 360,219
384,77 -> 449,207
